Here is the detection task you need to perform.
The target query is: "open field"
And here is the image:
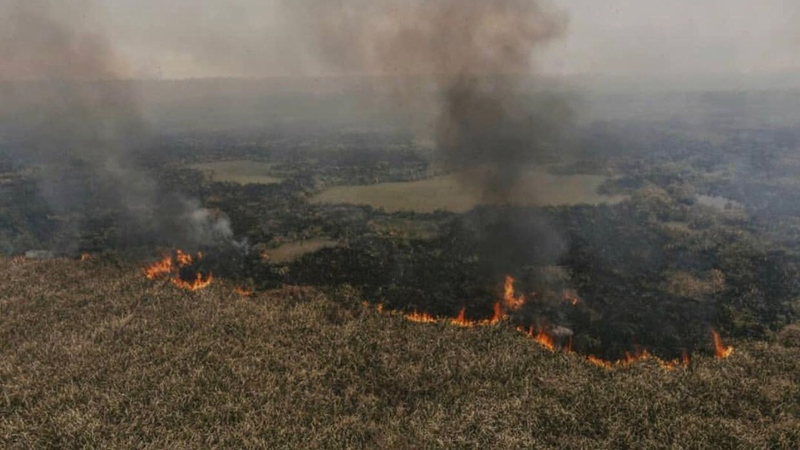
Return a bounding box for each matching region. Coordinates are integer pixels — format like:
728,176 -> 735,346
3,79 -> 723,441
265,239 -> 340,263
1,257 -> 798,449
311,167 -> 624,213
189,160 -> 283,185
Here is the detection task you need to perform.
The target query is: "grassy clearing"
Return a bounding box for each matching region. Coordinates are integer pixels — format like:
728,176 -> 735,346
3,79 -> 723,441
265,239 -> 340,263
0,257 -> 798,449
311,168 -> 623,213
190,160 -> 283,185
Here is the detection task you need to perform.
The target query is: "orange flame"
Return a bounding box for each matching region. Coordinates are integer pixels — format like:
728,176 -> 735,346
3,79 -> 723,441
173,272 -> 214,291
483,301 -> 505,325
587,355 -> 613,369
145,256 -> 174,280
405,310 -> 438,324
562,289 -> 581,305
584,347 -> 691,371
524,326 -> 555,352
80,253 -> 91,261
712,330 -> 734,359
503,276 -> 525,311
359,275 -> 706,372
620,349 -> 652,366
175,249 -> 193,266
235,287 -> 254,297
659,351 -> 691,370
144,250 -> 213,291
451,307 -> 473,327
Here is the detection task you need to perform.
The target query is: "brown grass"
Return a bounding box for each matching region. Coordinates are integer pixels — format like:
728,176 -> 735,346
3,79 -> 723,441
265,239 -> 340,263
311,168 -> 624,213
189,160 -> 283,185
0,257 -> 798,449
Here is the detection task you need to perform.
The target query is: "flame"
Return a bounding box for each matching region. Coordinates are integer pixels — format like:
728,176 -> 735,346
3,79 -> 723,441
584,347 -> 691,371
562,289 -> 580,305
405,310 -> 438,324
175,249 -> 193,266
587,355 -> 613,369
145,256 -> 174,280
473,301 -> 505,326
235,287 -> 254,297
144,250 -> 213,291
503,276 -> 525,311
173,272 -> 214,291
80,253 -> 91,261
658,351 -> 691,370
451,307 -> 473,327
360,275 -> 708,371
524,326 -> 555,352
712,330 -> 734,359
620,349 -> 651,366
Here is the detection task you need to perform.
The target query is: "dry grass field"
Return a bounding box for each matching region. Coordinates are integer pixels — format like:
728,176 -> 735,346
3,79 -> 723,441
1,257 -> 798,449
189,161 -> 283,185
311,168 -> 623,213
265,239 -> 340,263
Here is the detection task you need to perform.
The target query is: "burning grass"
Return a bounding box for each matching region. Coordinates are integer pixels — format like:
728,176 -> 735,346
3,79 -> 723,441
144,249 -> 213,291
0,257 -> 798,448
388,276 -> 721,371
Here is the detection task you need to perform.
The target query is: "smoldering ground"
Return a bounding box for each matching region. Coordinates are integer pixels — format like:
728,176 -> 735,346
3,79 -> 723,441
0,0 -> 232,254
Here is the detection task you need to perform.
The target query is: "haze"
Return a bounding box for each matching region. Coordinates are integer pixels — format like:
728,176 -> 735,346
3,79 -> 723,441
94,0 -> 800,82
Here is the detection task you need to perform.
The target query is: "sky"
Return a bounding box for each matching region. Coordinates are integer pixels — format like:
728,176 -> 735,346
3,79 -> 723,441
8,0 -> 800,80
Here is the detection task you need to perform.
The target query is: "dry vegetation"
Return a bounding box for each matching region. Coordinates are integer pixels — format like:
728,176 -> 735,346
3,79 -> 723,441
311,168 -> 622,213
189,160 -> 283,185
0,257 -> 798,449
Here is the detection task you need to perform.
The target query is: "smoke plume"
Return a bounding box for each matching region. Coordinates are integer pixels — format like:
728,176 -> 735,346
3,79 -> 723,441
293,0 -> 571,201
0,0 -> 230,254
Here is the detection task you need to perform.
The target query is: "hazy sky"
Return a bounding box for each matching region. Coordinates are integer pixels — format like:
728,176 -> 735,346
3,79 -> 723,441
26,0 -> 800,79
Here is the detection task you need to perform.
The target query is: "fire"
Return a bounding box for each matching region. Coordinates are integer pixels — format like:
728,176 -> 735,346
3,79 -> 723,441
587,355 -> 613,369
80,253 -> 91,261
235,287 -> 254,297
562,289 -> 580,305
621,349 -> 652,366
175,249 -> 193,266
144,250 -> 213,291
173,272 -> 214,291
485,301 -> 505,325
405,310 -> 438,324
712,330 -> 734,359
364,275 -> 726,372
503,276 -> 525,311
451,307 -> 473,327
145,256 -> 174,280
658,351 -> 691,370
524,326 -> 555,352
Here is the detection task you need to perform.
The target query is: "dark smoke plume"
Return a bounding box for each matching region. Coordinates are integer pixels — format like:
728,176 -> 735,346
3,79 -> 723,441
0,0 -> 231,254
293,0 -> 571,201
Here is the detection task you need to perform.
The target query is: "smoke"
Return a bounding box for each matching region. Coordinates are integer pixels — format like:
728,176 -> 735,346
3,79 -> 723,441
291,0 -> 571,201
0,0 -> 231,254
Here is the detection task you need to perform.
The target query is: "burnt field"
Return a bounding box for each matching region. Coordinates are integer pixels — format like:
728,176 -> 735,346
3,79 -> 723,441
2,85 -> 800,447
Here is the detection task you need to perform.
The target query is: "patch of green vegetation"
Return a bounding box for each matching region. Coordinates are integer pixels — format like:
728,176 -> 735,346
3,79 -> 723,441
0,257 -> 797,448
311,167 -> 623,213
190,160 -> 283,185
262,238 -> 340,263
